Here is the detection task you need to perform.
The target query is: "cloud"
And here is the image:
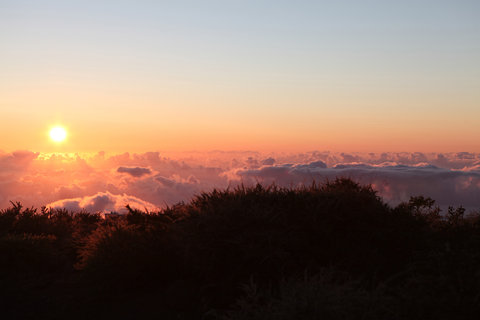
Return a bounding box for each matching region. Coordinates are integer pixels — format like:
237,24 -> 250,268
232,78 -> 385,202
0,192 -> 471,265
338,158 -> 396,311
0,150 -> 38,171
155,175 -> 176,188
117,166 -> 152,177
1,150 -> 480,213
233,161 -> 480,209
47,191 -> 158,214
261,157 -> 276,166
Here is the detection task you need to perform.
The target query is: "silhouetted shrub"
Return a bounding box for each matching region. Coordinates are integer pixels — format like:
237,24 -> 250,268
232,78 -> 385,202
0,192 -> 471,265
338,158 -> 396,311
1,178 -> 480,319
221,271 -> 398,320
0,233 -> 58,274
76,217 -> 180,291
176,180 -> 417,283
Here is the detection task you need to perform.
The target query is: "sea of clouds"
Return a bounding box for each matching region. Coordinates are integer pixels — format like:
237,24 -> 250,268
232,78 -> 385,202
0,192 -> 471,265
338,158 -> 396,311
1,150 -> 479,214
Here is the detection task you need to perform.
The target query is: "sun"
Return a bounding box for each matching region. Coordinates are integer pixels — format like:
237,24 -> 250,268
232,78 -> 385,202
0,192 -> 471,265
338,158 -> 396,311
49,126 -> 67,142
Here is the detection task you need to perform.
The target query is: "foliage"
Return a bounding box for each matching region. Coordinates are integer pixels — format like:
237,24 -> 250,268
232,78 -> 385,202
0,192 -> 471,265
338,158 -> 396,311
221,271 -> 398,320
0,178 -> 479,319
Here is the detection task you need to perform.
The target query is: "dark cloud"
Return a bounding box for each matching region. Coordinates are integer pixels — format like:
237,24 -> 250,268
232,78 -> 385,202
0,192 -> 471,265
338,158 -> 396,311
155,175 -> 176,188
261,157 -> 276,166
117,166 -> 152,177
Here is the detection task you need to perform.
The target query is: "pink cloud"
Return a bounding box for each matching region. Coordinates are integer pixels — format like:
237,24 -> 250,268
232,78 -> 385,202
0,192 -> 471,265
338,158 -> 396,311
0,150 -> 479,213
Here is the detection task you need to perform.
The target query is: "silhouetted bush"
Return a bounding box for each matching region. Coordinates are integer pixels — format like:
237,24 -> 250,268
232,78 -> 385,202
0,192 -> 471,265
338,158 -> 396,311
221,271 -> 398,320
76,217 -> 181,291
172,179 -> 424,305
1,178 -> 480,319
0,233 -> 57,274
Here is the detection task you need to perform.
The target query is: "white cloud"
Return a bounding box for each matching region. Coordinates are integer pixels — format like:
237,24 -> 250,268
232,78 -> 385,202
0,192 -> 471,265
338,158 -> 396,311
47,191 -> 158,214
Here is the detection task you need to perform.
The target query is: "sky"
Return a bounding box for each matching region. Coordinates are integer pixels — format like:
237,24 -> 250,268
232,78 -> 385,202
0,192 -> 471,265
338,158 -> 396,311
1,0 -> 479,153
1,1 -> 479,212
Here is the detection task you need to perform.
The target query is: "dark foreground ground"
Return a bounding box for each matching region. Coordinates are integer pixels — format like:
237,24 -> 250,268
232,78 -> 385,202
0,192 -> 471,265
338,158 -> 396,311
1,178 -> 479,319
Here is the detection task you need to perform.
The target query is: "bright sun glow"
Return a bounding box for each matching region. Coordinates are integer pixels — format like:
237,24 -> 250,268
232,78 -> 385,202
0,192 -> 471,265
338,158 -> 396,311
49,126 -> 67,142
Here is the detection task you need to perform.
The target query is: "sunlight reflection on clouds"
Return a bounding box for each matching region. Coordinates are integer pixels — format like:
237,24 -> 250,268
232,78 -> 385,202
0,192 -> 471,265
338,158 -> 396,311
0,150 -> 479,213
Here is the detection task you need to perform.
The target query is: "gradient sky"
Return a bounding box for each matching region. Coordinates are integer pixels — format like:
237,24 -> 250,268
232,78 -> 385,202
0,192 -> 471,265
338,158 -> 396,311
1,0 -> 479,153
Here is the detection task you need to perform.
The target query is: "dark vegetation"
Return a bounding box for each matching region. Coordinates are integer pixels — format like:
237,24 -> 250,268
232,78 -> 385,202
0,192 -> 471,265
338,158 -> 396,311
1,178 -> 479,319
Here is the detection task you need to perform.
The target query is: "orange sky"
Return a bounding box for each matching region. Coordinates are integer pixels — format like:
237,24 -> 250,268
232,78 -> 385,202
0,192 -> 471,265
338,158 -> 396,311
1,1 -> 479,153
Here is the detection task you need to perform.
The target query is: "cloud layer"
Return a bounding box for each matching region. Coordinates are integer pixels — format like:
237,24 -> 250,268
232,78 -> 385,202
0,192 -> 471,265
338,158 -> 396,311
0,150 -> 479,213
